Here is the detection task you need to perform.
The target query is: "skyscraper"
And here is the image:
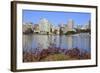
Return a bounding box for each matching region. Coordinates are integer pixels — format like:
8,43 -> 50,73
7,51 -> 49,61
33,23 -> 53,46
67,19 -> 74,31
39,18 -> 51,34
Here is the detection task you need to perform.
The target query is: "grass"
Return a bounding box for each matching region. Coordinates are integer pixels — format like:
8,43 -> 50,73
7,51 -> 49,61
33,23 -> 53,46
41,54 -> 71,61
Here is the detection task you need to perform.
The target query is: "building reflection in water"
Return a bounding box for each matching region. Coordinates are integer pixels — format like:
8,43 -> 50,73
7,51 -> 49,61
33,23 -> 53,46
23,33 -> 90,53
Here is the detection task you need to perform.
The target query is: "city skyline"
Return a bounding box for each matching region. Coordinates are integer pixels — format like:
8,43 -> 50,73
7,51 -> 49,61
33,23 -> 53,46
22,10 -> 91,26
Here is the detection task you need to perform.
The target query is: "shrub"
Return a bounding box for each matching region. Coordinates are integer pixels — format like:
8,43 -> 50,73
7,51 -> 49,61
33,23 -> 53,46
65,31 -> 76,35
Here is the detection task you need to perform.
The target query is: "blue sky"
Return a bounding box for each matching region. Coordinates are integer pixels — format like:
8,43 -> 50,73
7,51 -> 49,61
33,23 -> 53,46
22,10 -> 91,26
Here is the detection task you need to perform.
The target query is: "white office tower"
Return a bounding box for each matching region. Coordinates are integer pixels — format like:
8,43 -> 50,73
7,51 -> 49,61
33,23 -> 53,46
39,18 -> 51,34
67,19 -> 74,31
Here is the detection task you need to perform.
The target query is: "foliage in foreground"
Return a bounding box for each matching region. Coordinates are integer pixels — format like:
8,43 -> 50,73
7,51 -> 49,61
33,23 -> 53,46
23,48 -> 91,62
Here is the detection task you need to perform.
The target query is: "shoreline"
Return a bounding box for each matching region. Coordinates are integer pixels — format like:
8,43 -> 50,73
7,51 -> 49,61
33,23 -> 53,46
23,32 -> 90,36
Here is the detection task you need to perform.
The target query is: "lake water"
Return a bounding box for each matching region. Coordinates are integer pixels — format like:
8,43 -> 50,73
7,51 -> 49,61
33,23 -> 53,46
23,33 -> 91,53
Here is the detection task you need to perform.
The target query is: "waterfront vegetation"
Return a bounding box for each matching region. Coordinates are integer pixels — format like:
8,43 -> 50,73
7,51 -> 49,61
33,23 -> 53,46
65,29 -> 91,35
23,27 -> 91,35
23,47 -> 90,62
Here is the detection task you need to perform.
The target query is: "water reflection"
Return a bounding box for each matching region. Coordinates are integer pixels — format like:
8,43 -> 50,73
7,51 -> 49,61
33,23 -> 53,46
23,33 -> 91,53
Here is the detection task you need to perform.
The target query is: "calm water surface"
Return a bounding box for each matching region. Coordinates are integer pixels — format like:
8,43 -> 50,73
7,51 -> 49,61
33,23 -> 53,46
23,33 -> 91,53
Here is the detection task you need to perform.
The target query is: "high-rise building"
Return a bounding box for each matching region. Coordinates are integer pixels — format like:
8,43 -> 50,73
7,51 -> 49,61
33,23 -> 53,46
67,19 -> 74,31
39,18 -> 51,34
81,20 -> 91,30
22,22 -> 33,33
85,20 -> 91,29
61,19 -> 74,34
33,24 -> 40,33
